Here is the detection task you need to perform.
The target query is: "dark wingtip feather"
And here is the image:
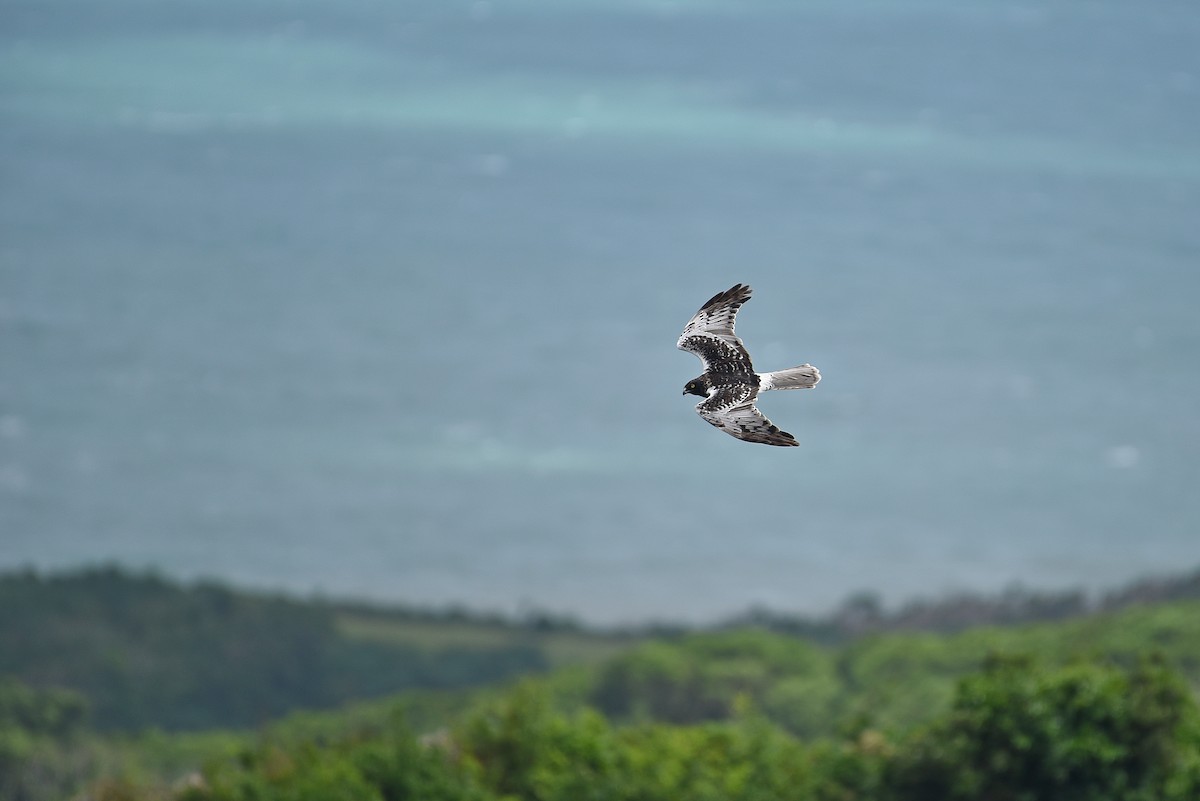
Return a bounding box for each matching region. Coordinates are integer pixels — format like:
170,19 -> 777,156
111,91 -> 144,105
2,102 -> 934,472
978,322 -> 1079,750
700,283 -> 752,311
773,430 -> 799,447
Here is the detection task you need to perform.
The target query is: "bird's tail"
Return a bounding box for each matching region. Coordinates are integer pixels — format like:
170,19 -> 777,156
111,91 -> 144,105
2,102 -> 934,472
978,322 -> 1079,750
759,364 -> 821,391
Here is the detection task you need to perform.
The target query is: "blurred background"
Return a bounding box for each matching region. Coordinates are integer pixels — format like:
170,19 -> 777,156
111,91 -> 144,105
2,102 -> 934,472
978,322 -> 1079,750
3,0 -> 1198,625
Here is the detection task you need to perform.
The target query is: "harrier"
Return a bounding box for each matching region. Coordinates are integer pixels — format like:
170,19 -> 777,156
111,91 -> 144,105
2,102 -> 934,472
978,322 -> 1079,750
678,283 -> 820,446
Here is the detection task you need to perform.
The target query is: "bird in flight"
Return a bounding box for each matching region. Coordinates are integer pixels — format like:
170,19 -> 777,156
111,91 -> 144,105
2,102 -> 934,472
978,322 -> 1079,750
677,283 -> 820,446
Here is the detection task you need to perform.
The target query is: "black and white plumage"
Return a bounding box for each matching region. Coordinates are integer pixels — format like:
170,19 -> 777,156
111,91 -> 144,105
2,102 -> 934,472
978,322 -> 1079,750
677,283 -> 820,447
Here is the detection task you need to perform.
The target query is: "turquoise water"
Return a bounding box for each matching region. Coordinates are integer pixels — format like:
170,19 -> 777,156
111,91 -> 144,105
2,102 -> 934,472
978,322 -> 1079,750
3,0 -> 1199,623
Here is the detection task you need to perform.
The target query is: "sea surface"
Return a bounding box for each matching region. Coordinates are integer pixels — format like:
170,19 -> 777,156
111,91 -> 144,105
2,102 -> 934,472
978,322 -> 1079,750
3,0 -> 1199,624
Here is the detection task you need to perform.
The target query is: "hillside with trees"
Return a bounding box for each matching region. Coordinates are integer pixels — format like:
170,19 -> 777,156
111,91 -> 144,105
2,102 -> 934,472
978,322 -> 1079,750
171,656 -> 1200,801
5,565 -> 1199,735
0,566 -> 604,731
8,652 -> 1200,801
3,566 -> 1200,800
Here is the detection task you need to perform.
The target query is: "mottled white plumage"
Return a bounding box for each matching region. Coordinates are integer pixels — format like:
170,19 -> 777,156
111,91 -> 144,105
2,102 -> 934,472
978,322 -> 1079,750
677,284 -> 820,447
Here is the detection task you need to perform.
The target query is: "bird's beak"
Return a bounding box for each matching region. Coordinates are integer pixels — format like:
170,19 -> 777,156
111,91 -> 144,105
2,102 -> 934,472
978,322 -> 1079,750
682,389 -> 688,395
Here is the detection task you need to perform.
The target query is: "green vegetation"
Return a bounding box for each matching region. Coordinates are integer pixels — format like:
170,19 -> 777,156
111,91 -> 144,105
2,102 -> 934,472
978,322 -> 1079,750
333,612 -> 634,670
7,565 -> 1198,737
94,658 -> 1200,801
587,603 -> 1200,739
0,567 -> 609,731
5,566 -> 1200,800
886,655 -> 1200,800
1,679 -> 92,801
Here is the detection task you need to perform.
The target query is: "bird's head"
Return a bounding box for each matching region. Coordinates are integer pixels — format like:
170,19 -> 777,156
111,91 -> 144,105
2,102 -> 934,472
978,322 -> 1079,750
683,378 -> 708,397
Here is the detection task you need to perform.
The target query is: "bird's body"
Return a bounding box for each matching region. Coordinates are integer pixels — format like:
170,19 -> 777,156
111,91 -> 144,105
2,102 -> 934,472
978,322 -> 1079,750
678,283 -> 820,446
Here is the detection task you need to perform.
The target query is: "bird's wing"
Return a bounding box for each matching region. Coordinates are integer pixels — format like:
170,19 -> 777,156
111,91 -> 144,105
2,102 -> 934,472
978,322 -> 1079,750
696,385 -> 798,447
677,284 -> 754,370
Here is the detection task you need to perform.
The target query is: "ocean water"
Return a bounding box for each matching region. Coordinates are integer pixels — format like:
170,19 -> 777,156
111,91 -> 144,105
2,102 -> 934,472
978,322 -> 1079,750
3,0 -> 1199,624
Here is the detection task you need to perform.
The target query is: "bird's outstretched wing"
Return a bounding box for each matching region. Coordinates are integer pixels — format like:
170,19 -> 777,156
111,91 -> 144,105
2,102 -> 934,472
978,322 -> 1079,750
677,283 -> 755,372
696,385 -> 798,447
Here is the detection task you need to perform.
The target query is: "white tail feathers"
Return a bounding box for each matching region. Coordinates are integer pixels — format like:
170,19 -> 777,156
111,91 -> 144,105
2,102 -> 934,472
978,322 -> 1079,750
759,364 -> 821,391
